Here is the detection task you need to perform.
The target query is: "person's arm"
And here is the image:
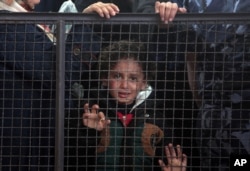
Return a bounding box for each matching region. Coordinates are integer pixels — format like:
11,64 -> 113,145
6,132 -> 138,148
0,23 -> 55,84
186,52 -> 202,108
0,21 -> 100,90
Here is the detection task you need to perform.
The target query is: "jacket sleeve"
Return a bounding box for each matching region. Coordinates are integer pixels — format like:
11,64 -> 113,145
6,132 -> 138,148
136,0 -> 156,13
0,22 -> 101,89
0,23 -> 56,86
74,0 -> 98,12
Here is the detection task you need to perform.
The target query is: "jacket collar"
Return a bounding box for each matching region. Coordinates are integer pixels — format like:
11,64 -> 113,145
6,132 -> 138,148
130,85 -> 152,113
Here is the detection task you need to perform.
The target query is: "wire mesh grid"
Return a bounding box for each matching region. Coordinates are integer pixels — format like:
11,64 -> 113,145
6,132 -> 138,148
0,13 -> 250,171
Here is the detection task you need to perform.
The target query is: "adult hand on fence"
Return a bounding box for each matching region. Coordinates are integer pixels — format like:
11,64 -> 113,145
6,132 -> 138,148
155,1 -> 186,24
82,2 -> 119,18
158,144 -> 187,171
83,103 -> 111,131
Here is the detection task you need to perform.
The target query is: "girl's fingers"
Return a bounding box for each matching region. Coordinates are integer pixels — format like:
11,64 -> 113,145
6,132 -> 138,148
176,145 -> 182,159
165,144 -> 171,164
91,104 -> 99,114
158,159 -> 167,170
98,112 -> 111,126
182,154 -> 187,166
83,103 -> 89,113
169,143 -> 177,158
84,113 -> 98,120
84,103 -> 99,114
98,111 -> 106,121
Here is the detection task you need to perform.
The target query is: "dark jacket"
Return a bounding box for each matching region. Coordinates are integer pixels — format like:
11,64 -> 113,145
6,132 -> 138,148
68,85 -> 173,171
0,9 -> 100,170
173,0 -> 250,170
136,0 -> 250,170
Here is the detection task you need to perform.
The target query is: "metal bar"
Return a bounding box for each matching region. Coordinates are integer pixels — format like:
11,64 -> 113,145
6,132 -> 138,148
55,20 -> 65,171
0,13 -> 250,24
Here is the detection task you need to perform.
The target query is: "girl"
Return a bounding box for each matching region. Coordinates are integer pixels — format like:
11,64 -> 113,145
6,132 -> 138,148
82,40 -> 187,171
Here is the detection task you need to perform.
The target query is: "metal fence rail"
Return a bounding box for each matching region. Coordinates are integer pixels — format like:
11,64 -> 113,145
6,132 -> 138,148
0,13 -> 250,171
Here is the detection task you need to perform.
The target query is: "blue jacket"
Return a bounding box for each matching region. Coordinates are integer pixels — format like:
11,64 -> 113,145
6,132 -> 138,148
0,10 -> 100,170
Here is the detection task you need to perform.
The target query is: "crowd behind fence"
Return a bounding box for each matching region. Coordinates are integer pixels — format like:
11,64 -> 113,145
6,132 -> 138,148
0,13 -> 250,171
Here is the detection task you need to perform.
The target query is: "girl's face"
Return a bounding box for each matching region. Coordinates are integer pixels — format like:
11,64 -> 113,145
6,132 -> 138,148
103,59 -> 146,105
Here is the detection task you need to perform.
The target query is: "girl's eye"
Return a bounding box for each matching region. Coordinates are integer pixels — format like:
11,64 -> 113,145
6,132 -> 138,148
130,77 -> 138,82
113,73 -> 121,79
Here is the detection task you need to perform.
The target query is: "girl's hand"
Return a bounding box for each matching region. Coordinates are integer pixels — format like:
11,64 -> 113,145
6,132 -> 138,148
158,143 -> 187,171
82,103 -> 111,131
82,2 -> 119,18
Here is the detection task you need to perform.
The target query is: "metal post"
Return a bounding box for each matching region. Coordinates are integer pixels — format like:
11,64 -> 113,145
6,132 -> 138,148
55,20 -> 65,171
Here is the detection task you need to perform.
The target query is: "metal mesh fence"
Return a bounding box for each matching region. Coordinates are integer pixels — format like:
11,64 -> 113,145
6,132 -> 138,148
0,13 -> 250,171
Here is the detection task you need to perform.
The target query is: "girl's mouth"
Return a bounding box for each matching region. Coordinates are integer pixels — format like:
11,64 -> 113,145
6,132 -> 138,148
118,92 -> 129,98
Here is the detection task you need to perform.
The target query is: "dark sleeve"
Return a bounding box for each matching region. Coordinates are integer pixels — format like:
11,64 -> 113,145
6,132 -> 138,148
0,21 -> 101,110
0,23 -> 55,88
136,0 -> 157,13
0,22 -> 100,87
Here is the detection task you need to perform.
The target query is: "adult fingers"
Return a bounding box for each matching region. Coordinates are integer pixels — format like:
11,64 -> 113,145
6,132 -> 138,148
100,4 -> 117,18
106,3 -> 119,14
155,1 -> 161,13
161,2 -> 178,23
168,3 -> 179,22
178,7 -> 187,14
88,2 -> 119,18
156,2 -> 179,23
82,2 -> 105,16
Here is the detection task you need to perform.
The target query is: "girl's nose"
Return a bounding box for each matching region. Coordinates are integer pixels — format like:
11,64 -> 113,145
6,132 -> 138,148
120,79 -> 128,88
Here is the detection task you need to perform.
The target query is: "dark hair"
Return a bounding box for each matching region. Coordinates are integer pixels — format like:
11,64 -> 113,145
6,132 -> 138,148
98,40 -> 156,82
